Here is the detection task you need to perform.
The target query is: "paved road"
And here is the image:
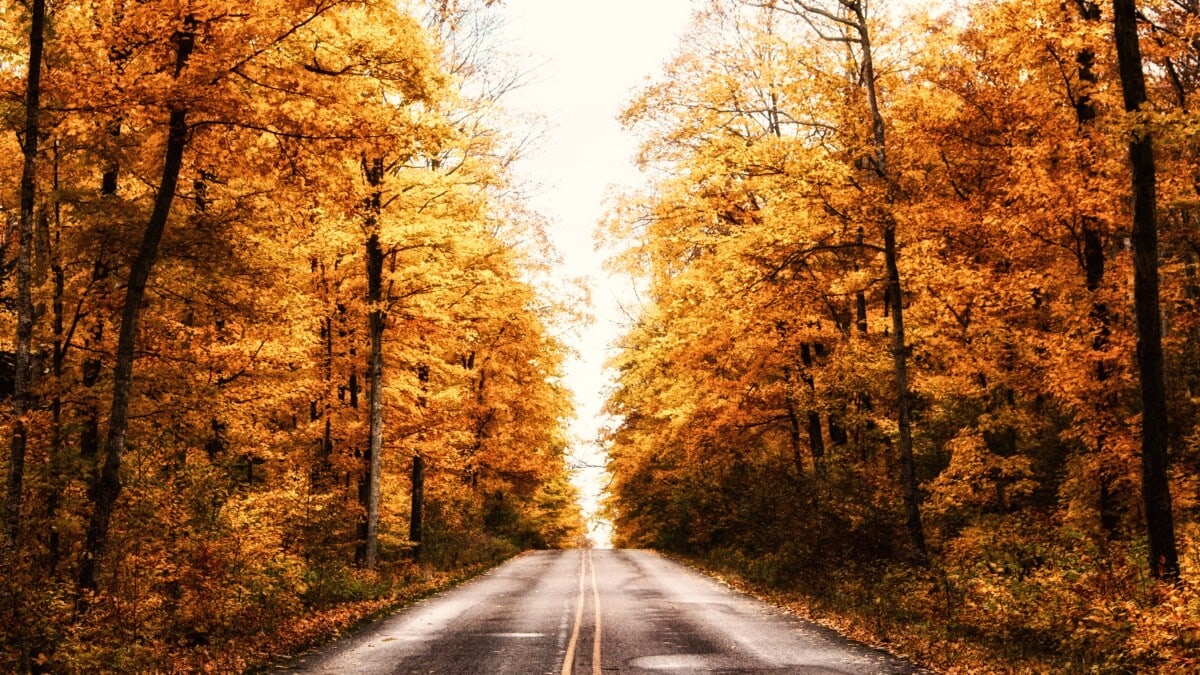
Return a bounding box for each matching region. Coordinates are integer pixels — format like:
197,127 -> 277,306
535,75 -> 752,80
283,549 -> 921,674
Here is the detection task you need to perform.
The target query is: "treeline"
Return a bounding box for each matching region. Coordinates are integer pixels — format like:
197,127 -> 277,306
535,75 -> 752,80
604,0 -> 1199,670
0,0 -> 583,670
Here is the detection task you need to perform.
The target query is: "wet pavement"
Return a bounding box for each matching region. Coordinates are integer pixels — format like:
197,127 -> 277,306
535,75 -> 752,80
281,549 -> 922,674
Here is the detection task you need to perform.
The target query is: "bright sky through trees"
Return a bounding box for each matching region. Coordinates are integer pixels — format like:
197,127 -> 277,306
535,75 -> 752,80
498,0 -> 695,545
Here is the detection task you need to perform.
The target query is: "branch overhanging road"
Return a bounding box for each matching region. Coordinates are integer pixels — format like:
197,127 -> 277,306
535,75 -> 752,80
281,549 -> 923,674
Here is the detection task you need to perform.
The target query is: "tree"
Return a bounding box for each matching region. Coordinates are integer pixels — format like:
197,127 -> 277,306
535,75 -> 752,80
744,0 -> 927,561
76,8 -> 195,600
4,0 -> 46,546
1112,0 -> 1179,581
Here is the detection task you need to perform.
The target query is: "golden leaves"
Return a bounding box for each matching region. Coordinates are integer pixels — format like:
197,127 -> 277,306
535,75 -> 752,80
603,0 -> 1200,666
0,0 -> 580,669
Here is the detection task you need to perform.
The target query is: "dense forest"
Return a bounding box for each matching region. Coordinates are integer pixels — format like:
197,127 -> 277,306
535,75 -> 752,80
0,0 -> 583,670
603,0 -> 1200,671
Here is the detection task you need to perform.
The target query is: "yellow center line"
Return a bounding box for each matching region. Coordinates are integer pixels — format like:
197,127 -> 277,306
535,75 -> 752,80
561,549 -> 587,675
589,549 -> 602,675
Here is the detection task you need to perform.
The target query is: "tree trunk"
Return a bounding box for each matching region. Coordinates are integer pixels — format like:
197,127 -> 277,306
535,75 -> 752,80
799,344 -> 826,473
101,121 -> 121,196
77,18 -> 194,601
358,231 -> 385,569
5,0 -> 47,546
1067,0 -> 1123,539
782,368 -> 806,478
409,453 -> 424,558
885,226 -> 928,564
46,146 -> 66,572
409,364 -> 429,559
855,2 -> 929,564
355,156 -> 385,569
81,124 -> 118,486
828,414 -> 848,446
855,227 -> 868,335
316,312 -> 334,483
1112,0 -> 1180,581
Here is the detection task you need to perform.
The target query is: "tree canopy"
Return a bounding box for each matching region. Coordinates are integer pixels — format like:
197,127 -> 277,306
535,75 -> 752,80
0,0 -> 583,670
602,0 -> 1200,669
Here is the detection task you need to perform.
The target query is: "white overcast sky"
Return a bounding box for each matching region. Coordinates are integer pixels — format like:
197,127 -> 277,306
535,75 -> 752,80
495,0 -> 696,544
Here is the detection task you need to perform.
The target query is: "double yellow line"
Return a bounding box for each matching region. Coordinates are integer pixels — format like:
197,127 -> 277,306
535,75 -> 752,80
561,549 -> 602,675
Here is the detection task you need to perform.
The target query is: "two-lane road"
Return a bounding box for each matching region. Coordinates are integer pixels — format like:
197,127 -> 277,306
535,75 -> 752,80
283,549 -> 921,674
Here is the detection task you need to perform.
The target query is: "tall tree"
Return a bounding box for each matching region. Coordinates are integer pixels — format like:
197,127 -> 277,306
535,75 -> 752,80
753,0 -> 927,562
359,158 -> 386,569
4,0 -> 46,545
76,12 -> 196,600
1112,0 -> 1179,581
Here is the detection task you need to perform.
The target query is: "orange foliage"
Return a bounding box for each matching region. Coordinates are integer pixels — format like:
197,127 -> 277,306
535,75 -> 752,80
603,0 -> 1200,670
0,0 -> 582,670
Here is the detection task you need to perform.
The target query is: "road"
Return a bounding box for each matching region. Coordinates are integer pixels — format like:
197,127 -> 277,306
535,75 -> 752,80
282,549 -> 921,674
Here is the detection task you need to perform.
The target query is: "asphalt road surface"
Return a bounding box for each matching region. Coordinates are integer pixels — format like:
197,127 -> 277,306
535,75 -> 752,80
282,549 -> 921,674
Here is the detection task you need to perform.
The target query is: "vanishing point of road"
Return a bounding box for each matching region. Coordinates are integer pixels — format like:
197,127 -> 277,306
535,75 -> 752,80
282,549 -> 922,674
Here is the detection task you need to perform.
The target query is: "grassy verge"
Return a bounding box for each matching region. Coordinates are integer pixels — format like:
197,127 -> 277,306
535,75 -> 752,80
189,553 -> 520,673
669,551 -> 1051,675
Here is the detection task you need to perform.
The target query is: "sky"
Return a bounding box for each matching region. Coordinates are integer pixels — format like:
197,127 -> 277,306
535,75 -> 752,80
494,0 -> 696,546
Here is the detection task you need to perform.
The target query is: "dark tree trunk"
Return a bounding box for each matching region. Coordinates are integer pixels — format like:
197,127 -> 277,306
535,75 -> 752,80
1069,0 -> 1122,539
1085,222 -> 1121,536
782,369 -> 806,478
46,146 -> 66,572
409,364 -> 429,559
5,0 -> 47,546
852,0 -> 928,564
355,157 -> 385,570
316,314 -> 334,483
799,344 -> 825,472
828,415 -> 848,446
409,454 -> 424,558
357,232 -> 385,569
77,19 -> 194,601
885,226 -> 928,564
81,130 -> 117,477
46,261 -> 64,571
855,228 -> 868,335
1113,0 -> 1180,582
80,330 -> 102,467
101,121 -> 120,196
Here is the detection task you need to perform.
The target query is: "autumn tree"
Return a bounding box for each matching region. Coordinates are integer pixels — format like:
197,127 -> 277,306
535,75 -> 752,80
607,0 -> 933,559
3,0 -> 45,547
1113,0 -> 1179,581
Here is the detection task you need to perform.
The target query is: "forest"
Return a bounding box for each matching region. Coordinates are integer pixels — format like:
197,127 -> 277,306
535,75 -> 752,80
603,0 -> 1200,671
0,0 -> 585,671
6,0 -> 1200,672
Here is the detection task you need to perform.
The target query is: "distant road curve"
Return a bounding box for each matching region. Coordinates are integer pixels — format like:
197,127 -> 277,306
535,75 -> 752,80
282,549 -> 923,674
